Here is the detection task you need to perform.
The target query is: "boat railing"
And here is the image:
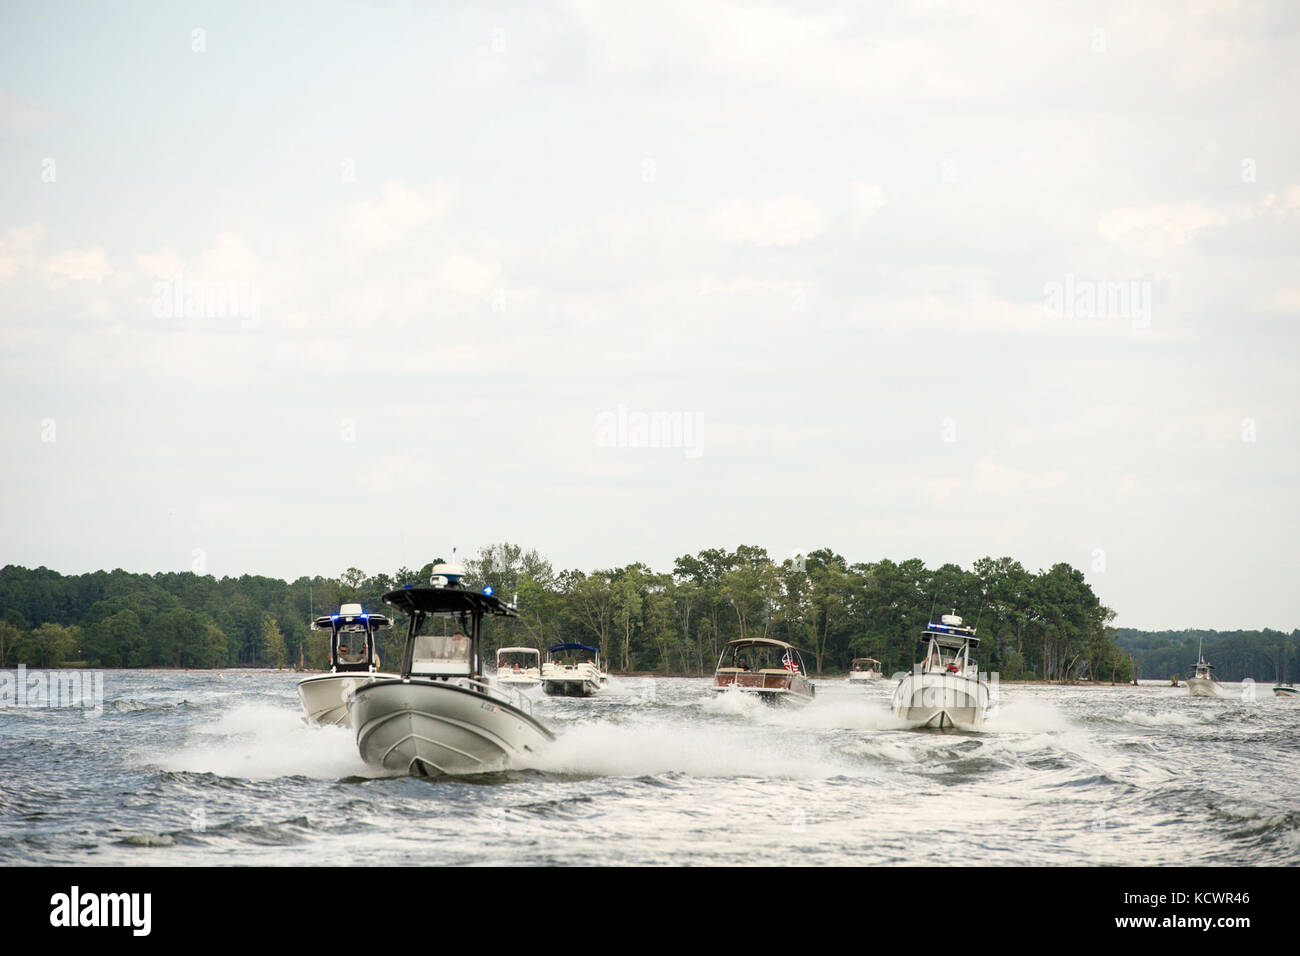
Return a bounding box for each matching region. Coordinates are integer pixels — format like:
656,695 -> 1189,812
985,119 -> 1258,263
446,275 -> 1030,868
463,676 -> 536,716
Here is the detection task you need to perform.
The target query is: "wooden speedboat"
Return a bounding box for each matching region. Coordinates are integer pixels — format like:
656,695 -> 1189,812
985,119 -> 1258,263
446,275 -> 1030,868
713,637 -> 815,706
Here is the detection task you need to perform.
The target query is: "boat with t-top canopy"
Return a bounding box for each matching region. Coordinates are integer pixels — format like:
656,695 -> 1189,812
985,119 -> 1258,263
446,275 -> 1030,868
347,564 -> 554,777
296,603 -> 395,726
891,612 -> 990,730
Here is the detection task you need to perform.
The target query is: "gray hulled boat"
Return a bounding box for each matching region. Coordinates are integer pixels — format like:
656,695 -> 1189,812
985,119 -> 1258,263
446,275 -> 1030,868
348,564 -> 554,778
891,613 -> 990,730
1186,641 -> 1222,698
297,604 -> 394,726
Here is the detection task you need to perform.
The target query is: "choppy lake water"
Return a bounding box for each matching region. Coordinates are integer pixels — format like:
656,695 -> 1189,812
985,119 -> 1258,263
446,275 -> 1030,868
2,671 -> 1296,866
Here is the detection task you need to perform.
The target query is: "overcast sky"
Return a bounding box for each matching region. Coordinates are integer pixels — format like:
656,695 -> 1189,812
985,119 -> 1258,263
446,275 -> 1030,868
1,1 -> 1297,630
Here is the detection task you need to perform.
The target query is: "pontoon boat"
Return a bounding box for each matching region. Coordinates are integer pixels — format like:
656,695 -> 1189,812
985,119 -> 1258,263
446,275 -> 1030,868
495,646 -> 542,689
541,643 -> 603,697
848,657 -> 884,683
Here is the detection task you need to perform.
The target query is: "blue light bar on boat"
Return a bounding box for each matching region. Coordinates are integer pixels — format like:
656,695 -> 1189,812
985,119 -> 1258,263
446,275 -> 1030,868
482,586 -> 494,596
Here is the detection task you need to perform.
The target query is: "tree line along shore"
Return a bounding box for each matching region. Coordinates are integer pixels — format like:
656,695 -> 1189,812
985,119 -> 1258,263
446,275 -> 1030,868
1,545 -> 1294,683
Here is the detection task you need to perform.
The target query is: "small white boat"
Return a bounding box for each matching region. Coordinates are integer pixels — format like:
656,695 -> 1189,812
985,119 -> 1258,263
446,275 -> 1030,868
847,657 -> 884,683
349,564 -> 554,778
712,637 -> 815,706
296,604 -> 395,726
495,646 -> 542,689
1186,644 -> 1222,698
541,643 -> 603,697
891,613 -> 990,730
1273,684 -> 1298,698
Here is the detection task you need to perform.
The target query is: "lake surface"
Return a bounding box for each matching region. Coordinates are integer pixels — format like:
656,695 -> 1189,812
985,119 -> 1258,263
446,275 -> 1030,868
1,670 -> 1296,866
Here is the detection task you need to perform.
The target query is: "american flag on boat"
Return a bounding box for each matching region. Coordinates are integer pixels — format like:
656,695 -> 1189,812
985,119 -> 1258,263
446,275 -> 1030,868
782,652 -> 799,674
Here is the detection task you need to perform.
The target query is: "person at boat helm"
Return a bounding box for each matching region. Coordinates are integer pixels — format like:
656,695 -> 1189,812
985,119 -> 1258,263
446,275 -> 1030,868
736,655 -> 749,670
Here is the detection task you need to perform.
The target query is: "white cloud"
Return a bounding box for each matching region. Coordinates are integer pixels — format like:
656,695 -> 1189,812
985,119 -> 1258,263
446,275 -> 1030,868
342,180 -> 458,254
1097,204 -> 1225,258
430,254 -> 501,298
849,181 -> 887,233
45,247 -> 111,283
0,224 -> 111,284
0,91 -> 57,128
972,458 -> 1069,496
0,224 -> 44,281
135,248 -> 185,280
706,195 -> 827,246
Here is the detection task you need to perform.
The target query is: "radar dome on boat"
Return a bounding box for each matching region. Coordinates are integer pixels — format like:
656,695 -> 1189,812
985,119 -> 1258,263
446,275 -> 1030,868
941,614 -> 963,626
340,603 -> 363,617
429,563 -> 467,587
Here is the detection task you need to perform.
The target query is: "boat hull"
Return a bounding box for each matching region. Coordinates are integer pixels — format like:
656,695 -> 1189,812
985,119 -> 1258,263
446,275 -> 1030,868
298,672 -> 396,727
847,673 -> 880,684
496,675 -> 542,690
712,686 -> 813,707
891,673 -> 989,730
542,677 -> 600,697
713,671 -> 815,706
1186,678 -> 1223,698
350,679 -> 554,777
1273,686 -> 1298,698
541,662 -> 603,697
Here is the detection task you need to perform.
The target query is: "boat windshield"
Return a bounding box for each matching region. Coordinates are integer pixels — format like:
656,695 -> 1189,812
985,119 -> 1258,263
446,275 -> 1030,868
414,633 -> 471,664
722,643 -> 800,672
336,627 -> 369,665
499,651 -> 538,670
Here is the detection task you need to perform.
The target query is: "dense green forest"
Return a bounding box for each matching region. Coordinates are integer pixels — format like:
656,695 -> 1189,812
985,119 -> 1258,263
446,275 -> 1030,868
1113,628 -> 1300,684
0,545 -> 1145,681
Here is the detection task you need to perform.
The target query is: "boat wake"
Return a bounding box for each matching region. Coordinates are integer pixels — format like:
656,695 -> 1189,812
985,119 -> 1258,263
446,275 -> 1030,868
140,703 -> 375,781
1117,708 -> 1203,729
524,717 -> 862,781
